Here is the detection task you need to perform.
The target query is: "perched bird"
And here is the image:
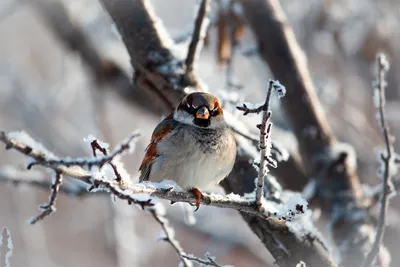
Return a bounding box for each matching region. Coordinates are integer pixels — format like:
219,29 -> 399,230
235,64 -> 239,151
139,92 -> 236,210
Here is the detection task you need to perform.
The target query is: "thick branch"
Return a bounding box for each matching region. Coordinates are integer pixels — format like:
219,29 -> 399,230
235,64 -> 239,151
98,0 -> 194,112
30,0 -> 157,114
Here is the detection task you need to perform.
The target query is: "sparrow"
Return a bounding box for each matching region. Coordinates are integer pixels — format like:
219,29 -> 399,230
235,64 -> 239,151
139,92 -> 236,210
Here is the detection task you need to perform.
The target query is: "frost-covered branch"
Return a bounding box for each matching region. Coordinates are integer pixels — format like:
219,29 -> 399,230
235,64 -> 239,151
28,171 -> 63,224
149,207 -> 192,267
182,253 -> 227,267
237,80 -> 286,206
150,206 -> 228,267
363,54 -> 397,267
0,130 -> 306,221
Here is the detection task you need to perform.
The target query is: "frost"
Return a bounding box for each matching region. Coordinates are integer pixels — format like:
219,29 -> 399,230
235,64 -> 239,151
226,192 -> 243,201
271,80 -> 286,99
83,134 -> 110,151
7,131 -> 57,158
271,140 -> 290,162
180,203 -> 197,225
140,180 -> 183,192
286,209 -> 330,251
263,193 -> 308,220
129,193 -> 151,202
1,228 -> 13,267
378,53 -> 390,72
151,202 -> 166,216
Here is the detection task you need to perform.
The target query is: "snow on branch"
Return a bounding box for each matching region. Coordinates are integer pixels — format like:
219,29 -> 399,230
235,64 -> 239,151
0,129 -> 306,221
236,80 -> 286,206
362,53 -> 398,267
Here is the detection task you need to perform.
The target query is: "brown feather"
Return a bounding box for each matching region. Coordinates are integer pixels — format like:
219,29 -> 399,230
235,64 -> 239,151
139,112 -> 174,181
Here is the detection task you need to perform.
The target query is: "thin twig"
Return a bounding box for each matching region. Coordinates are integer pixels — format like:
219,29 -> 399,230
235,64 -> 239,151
149,208 -> 192,267
28,171 -> 63,224
185,0 -> 210,79
256,82 -> 273,206
236,80 -> 285,206
182,253 -> 225,267
362,54 -> 396,267
29,132 -> 141,170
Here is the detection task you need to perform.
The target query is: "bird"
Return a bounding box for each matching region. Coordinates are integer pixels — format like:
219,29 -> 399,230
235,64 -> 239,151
139,92 -> 236,211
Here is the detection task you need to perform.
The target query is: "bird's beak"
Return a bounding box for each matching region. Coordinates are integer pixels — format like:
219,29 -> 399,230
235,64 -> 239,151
196,106 -> 210,119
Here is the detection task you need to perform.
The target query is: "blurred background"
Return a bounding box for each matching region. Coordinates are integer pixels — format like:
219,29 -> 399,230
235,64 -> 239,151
0,0 -> 399,266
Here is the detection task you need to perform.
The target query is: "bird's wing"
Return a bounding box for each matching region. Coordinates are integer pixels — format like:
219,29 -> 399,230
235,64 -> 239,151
139,113 -> 176,182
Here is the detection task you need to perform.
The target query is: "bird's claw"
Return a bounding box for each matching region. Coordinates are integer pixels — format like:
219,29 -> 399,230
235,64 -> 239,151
191,188 -> 204,212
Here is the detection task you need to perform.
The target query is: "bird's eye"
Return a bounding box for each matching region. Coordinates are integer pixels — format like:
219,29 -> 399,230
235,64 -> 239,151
185,104 -> 196,114
210,108 -> 219,117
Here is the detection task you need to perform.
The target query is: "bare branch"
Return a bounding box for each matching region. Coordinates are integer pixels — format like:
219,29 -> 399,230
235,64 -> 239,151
363,54 -> 396,267
184,0 -> 210,82
150,207 -> 227,267
182,253 -> 225,267
28,171 -> 63,224
149,208 -> 192,267
239,0 -> 383,265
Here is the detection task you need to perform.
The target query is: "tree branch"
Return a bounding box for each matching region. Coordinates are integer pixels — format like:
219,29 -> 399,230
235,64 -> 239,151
0,130 -> 306,220
184,0 -> 210,84
150,206 -> 227,267
363,54 -> 396,267
30,0 -> 158,114
28,171 -> 63,224
239,0 -> 383,265
98,0 -> 196,112
149,207 -> 192,267
237,80 -> 285,206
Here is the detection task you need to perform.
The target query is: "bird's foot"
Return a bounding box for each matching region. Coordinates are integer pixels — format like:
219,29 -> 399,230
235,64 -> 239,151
190,188 -> 204,212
